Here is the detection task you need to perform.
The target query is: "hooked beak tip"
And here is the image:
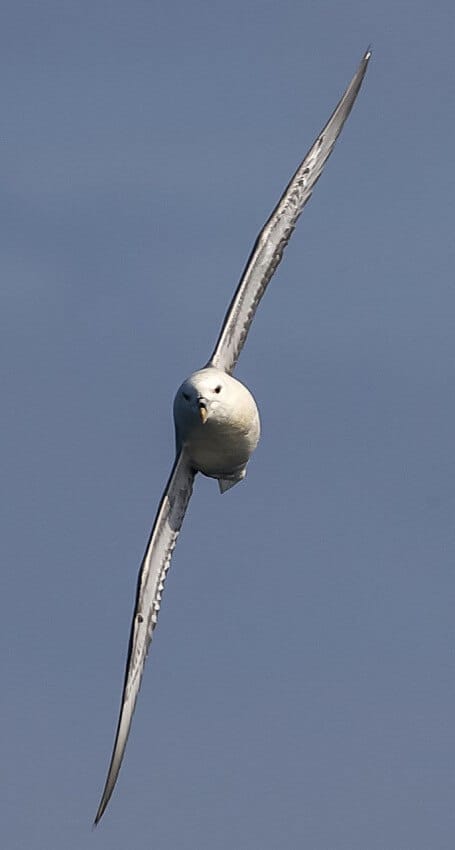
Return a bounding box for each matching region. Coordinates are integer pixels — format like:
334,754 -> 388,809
198,403 -> 208,424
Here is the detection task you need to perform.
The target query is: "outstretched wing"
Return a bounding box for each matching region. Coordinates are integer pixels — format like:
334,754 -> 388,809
94,450 -> 196,824
208,49 -> 371,375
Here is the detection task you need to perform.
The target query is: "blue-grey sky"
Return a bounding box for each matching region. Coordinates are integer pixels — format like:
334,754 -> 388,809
2,2 -> 455,848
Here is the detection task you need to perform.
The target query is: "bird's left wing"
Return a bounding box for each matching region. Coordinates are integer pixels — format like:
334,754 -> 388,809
208,49 -> 371,375
94,450 -> 195,824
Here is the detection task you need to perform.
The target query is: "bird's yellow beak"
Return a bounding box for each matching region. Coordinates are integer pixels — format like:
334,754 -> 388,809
198,403 -> 208,424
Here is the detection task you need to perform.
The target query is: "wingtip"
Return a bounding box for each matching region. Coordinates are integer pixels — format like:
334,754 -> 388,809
364,45 -> 373,61
92,810 -> 102,829
92,796 -> 109,832
93,794 -> 109,828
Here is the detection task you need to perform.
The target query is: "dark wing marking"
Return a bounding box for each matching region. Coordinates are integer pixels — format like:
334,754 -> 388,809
208,49 -> 371,375
94,451 -> 195,824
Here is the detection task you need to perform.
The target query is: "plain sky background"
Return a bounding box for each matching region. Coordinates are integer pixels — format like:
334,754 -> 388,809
2,2 -> 455,848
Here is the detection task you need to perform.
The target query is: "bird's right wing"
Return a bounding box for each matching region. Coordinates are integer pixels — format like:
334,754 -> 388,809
208,49 -> 371,375
94,450 -> 195,824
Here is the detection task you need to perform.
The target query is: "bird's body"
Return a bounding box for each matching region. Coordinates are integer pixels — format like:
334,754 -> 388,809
95,49 -> 371,824
174,368 -> 260,492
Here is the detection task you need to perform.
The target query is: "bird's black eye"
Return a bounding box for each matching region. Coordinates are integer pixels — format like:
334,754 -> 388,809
214,385 -> 222,394
182,391 -> 190,401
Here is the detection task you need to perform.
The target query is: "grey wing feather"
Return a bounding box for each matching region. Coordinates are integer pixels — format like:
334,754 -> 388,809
94,450 -> 195,824
208,49 -> 371,375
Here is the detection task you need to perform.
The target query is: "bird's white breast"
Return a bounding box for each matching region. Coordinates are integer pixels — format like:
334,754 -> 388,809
173,367 -> 260,480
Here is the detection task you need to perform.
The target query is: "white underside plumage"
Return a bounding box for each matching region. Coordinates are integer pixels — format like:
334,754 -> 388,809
174,367 -> 260,483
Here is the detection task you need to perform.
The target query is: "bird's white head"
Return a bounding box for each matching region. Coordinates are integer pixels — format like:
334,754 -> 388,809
174,367 -> 228,429
173,366 -> 260,455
